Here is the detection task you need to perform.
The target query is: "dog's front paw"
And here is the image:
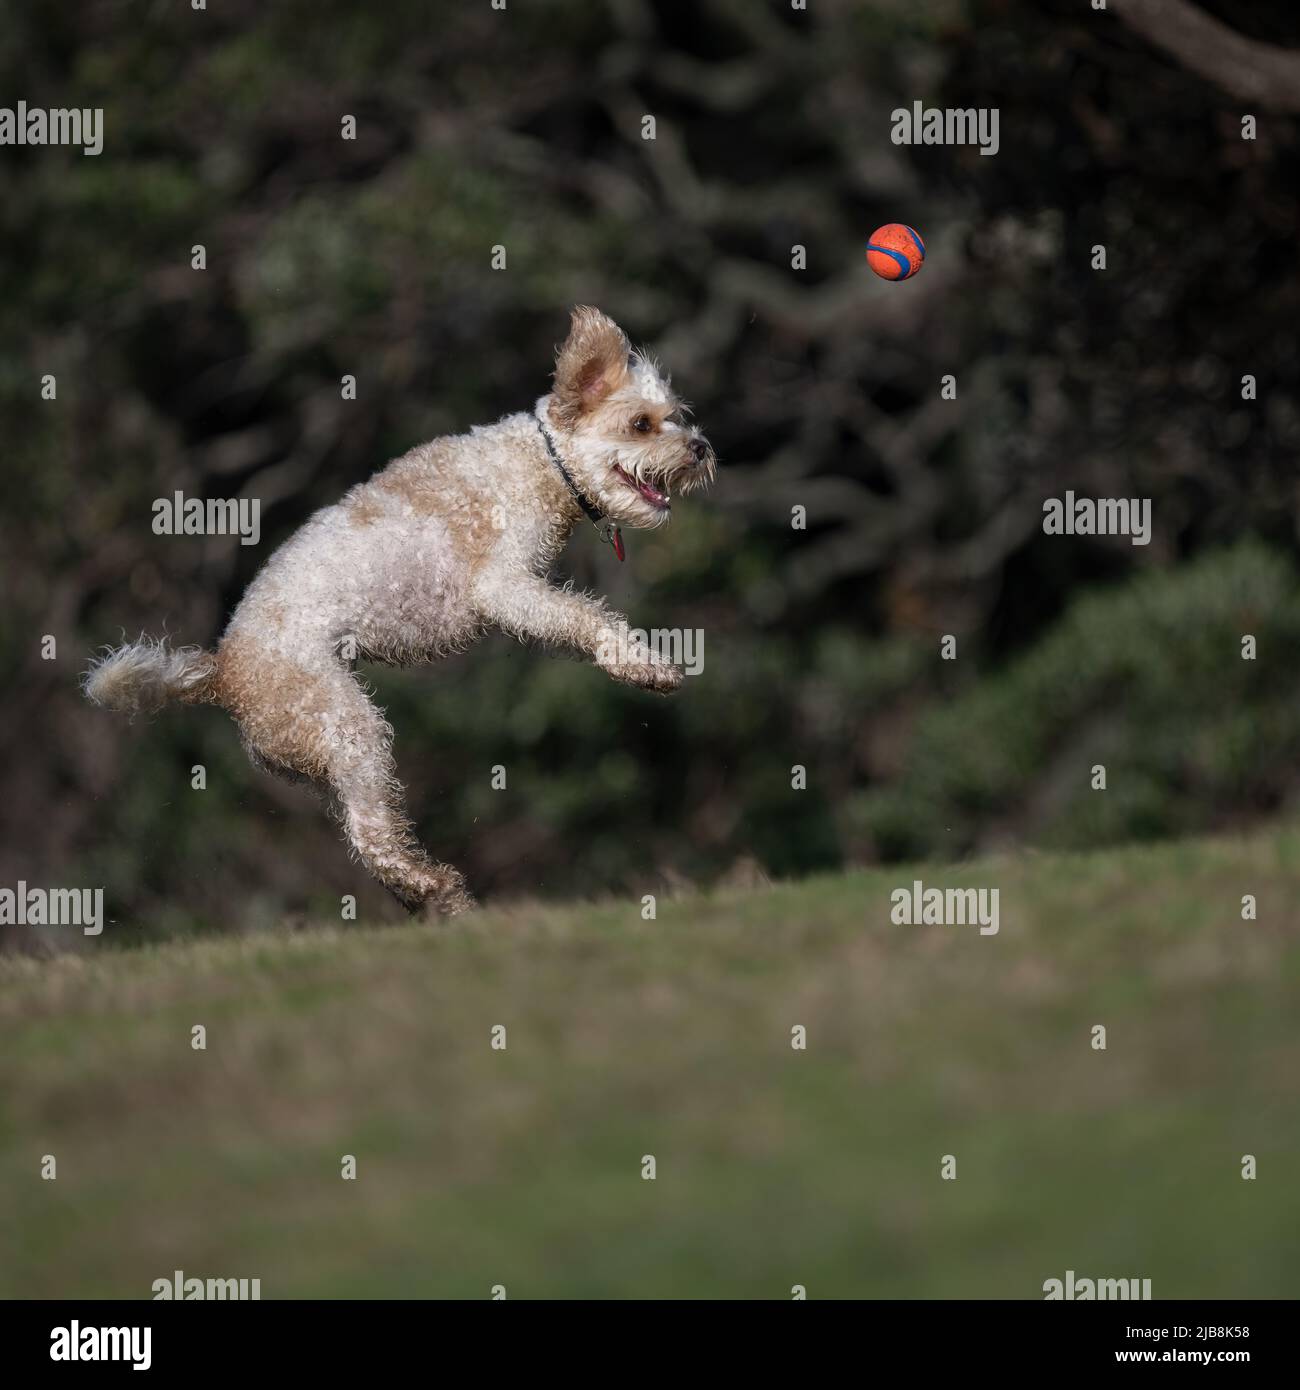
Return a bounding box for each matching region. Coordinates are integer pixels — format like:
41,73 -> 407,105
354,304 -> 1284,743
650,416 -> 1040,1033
599,649 -> 684,694
595,626 -> 685,694
639,656 -> 684,694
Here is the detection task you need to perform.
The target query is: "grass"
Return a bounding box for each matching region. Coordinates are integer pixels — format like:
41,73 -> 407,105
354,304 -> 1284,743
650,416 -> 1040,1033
2,824 -> 1299,1299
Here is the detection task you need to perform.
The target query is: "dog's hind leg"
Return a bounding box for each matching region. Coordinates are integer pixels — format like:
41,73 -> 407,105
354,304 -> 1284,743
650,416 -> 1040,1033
327,722 -> 476,918
220,643 -> 474,917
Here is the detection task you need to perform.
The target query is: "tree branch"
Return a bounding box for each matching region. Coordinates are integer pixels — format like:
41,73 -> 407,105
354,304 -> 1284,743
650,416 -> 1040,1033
1115,0 -> 1300,111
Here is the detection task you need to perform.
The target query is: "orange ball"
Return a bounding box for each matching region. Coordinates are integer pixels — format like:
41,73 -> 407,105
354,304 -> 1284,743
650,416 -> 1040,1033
866,223 -> 925,281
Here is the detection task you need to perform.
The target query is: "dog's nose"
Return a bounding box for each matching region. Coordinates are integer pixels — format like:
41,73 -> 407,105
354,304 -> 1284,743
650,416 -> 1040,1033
691,437 -> 711,463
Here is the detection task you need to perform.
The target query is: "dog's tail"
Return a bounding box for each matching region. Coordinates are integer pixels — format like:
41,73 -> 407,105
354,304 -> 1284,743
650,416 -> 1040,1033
82,637 -> 219,717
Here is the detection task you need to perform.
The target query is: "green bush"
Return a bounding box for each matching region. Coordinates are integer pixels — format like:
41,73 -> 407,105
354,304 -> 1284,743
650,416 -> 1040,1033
853,543 -> 1300,860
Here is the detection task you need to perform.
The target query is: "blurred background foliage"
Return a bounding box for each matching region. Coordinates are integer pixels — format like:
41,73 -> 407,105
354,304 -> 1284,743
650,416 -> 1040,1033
2,0 -> 1298,946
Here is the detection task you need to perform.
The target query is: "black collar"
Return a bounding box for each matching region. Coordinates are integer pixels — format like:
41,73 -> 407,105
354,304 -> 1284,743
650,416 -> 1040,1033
536,414 -> 624,560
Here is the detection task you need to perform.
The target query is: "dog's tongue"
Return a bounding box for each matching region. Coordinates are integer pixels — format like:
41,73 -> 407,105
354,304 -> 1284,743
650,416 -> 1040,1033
614,463 -> 669,510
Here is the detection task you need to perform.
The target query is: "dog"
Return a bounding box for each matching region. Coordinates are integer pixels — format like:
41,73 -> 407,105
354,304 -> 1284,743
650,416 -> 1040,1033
84,307 -> 716,916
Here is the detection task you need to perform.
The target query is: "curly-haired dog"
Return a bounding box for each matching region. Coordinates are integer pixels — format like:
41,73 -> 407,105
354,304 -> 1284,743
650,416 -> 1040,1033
85,307 -> 716,916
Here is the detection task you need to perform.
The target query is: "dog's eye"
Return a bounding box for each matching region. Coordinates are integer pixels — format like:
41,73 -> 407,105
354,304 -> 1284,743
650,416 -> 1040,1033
633,416 -> 652,433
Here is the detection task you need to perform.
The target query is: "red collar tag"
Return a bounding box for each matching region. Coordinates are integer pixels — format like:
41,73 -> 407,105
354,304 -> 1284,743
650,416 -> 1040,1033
599,521 -> 625,561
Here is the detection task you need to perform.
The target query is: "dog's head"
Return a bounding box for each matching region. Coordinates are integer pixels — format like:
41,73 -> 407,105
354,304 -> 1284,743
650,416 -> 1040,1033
542,306 -> 716,530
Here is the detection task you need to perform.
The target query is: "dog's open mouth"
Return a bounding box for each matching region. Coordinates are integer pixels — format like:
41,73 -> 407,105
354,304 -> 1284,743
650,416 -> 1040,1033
613,464 -> 670,510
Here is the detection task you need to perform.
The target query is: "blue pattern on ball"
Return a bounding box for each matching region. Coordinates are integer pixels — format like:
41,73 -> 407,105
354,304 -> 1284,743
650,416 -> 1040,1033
866,243 -> 913,279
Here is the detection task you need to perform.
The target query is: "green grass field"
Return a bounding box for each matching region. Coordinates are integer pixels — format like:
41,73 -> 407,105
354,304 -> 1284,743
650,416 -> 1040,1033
3,825 -> 1298,1299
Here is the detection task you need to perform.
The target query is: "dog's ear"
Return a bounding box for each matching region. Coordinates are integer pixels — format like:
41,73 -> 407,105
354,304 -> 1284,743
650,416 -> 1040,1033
552,306 -> 630,424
